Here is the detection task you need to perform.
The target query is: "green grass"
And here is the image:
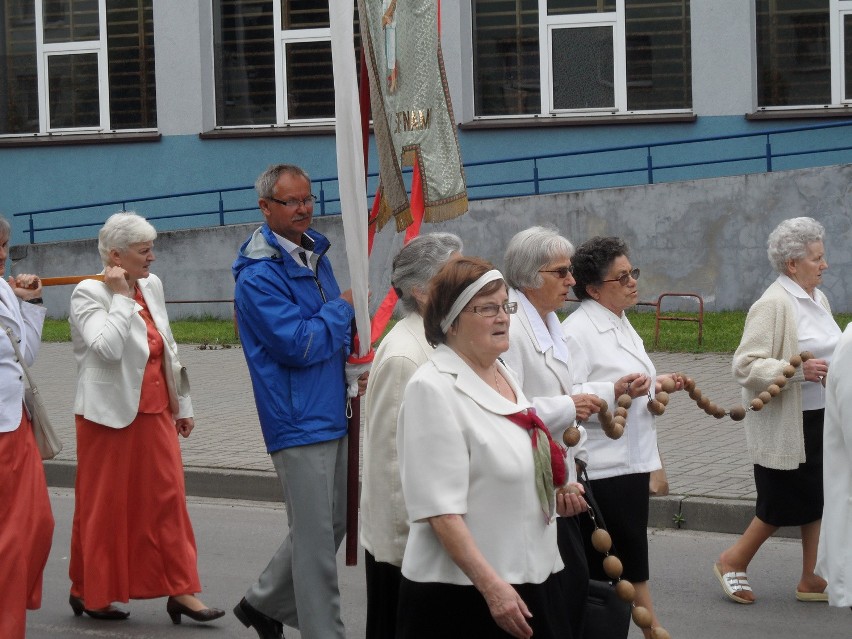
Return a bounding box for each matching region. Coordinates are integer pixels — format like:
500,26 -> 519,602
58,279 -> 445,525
41,311 -> 852,353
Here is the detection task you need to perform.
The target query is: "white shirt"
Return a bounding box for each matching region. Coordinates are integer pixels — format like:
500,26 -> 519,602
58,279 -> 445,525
273,231 -> 315,270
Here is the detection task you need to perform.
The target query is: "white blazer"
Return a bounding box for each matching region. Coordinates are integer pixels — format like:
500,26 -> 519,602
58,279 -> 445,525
816,323 -> 852,607
70,273 -> 192,428
562,299 -> 660,480
0,279 -> 46,432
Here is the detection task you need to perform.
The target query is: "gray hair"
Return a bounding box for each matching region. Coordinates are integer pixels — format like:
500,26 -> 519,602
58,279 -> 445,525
503,226 -> 575,290
766,217 -> 825,274
392,232 -> 463,314
255,164 -> 311,199
0,214 -> 9,242
98,212 -> 157,266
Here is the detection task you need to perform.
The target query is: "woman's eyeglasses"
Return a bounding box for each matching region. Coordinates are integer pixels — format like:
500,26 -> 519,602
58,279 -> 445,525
463,301 -> 518,318
601,268 -> 640,286
539,265 -> 574,278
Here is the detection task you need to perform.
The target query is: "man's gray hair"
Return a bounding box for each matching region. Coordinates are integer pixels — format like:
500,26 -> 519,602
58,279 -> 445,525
255,164 -> 311,199
0,214 -> 10,242
392,232 -> 463,315
504,226 -> 575,290
767,217 -> 825,274
98,212 -> 157,266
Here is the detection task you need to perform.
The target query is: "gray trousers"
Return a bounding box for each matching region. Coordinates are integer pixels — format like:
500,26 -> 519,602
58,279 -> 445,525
246,436 -> 348,638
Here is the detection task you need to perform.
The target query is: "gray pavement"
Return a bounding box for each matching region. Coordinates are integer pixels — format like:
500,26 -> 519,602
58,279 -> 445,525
33,343 -> 767,536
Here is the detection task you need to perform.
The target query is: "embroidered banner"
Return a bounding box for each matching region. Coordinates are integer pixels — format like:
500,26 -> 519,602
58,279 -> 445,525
357,0 -> 468,232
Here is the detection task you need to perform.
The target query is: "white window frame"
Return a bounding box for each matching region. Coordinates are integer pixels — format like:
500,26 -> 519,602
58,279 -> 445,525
832,0 -> 852,104
34,0 -> 111,133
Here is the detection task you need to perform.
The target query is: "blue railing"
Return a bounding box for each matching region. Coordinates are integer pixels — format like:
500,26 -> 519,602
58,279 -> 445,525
13,119 -> 852,243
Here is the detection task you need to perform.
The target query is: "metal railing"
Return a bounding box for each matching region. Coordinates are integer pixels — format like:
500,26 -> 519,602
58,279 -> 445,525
13,119 -> 852,243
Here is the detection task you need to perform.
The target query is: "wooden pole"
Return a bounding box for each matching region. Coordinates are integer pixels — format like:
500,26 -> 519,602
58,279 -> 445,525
39,274 -> 104,286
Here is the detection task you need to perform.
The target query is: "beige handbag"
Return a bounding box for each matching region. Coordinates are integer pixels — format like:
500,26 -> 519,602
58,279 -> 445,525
3,325 -> 63,460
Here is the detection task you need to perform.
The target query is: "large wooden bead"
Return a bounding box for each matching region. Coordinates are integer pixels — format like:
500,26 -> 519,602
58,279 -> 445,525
697,396 -> 711,411
789,354 -> 803,368
648,399 -> 665,416
660,377 -> 676,393
683,377 -> 696,392
632,605 -> 653,629
608,423 -> 625,439
750,397 -> 764,411
688,387 -> 702,401
712,405 -> 727,419
591,528 -> 612,553
774,375 -> 787,388
613,415 -> 626,427
615,406 -> 629,419
617,394 -> 633,409
758,391 -> 772,404
650,627 -> 672,639
730,405 -> 746,421
704,402 -> 717,416
801,351 -> 815,362
614,579 -> 636,603
600,410 -> 614,425
603,555 -> 623,579
767,384 -> 781,397
782,364 -> 796,378
563,426 -> 581,447
598,399 -> 609,415
656,391 -> 670,406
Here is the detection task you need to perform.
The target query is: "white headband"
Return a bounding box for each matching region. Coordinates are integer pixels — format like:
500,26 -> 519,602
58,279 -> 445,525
440,269 -> 504,334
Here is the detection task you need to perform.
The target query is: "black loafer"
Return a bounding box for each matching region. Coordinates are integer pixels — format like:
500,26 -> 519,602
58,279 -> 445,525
233,597 -> 283,639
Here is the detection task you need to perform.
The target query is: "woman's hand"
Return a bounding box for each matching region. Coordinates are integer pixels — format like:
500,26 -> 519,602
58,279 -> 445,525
556,483 -> 588,517
175,417 -> 195,438
571,393 -> 603,421
802,357 -> 828,384
616,373 -> 651,398
8,274 -> 42,301
103,265 -> 132,297
480,577 -> 534,639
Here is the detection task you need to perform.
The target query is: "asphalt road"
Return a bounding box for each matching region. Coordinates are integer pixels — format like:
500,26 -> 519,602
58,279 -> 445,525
25,489 -> 851,639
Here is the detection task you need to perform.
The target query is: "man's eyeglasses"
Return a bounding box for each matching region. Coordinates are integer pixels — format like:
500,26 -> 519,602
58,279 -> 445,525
601,268 -> 640,286
267,195 -> 318,208
539,265 -> 574,278
463,301 -> 518,318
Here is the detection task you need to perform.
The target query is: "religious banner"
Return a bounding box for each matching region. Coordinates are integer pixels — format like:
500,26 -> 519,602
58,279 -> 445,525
357,0 -> 468,232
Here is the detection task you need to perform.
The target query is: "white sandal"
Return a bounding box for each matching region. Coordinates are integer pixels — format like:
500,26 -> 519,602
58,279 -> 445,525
714,562 -> 754,604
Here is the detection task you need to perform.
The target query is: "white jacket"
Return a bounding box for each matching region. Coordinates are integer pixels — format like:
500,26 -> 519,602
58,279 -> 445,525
562,300 -> 660,480
0,279 -> 46,432
70,273 -> 192,428
816,323 -> 852,607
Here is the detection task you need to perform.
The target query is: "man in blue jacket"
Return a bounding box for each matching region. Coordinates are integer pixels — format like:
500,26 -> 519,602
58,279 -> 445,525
232,164 -> 365,639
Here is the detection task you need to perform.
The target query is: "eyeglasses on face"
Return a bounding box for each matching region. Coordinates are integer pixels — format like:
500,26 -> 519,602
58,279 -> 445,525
539,265 -> 574,278
462,301 -> 518,318
267,194 -> 318,208
601,267 -> 640,286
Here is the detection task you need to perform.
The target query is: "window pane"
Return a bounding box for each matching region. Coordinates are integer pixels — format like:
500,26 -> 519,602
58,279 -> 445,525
548,0 -> 616,16
551,26 -> 614,109
282,0 -> 328,30
472,0 -> 540,116
48,53 -> 100,128
106,0 -> 156,129
214,0 -> 277,126
1,3 -> 40,133
844,14 -> 852,101
43,0 -> 100,43
625,0 -> 691,110
285,40 -> 334,119
756,0 -> 830,107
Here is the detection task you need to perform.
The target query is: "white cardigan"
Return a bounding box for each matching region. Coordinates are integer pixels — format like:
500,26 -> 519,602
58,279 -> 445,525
70,273 -> 192,428
816,323 -> 852,607
360,313 -> 432,566
0,279 -> 46,432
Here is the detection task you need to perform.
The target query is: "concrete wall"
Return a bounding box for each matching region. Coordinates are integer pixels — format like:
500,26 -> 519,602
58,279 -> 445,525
11,163 -> 852,318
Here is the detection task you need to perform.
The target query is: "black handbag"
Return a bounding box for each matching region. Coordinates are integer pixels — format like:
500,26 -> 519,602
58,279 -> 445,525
580,470 -> 632,639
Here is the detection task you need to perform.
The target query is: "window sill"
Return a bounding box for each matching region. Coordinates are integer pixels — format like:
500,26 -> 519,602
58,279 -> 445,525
747,107 -> 852,121
0,131 -> 161,148
199,125 -> 337,139
458,112 -> 697,130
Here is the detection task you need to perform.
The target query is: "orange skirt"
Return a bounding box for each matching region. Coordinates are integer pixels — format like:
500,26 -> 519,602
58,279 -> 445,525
0,409 -> 55,639
69,410 -> 201,609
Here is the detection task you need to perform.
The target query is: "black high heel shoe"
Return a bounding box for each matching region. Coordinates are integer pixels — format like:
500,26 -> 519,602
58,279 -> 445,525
68,594 -> 130,620
166,596 -> 226,625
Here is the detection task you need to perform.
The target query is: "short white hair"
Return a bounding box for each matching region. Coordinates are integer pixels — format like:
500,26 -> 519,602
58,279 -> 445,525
98,212 -> 157,266
504,226 -> 575,290
766,217 -> 824,274
0,214 -> 10,242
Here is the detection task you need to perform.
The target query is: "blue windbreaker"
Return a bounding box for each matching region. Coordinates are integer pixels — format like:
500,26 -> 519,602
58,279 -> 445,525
232,225 -> 354,452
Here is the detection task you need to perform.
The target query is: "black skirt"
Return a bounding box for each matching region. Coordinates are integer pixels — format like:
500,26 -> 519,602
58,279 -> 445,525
396,571 -> 571,639
754,409 -> 824,527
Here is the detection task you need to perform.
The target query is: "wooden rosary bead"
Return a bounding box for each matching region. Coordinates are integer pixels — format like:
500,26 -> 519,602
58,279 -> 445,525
563,426 -> 581,447
598,399 -> 609,415
656,391 -> 670,406
767,384 -> 781,397
617,394 -> 633,409
648,399 -> 665,416
614,579 -> 636,603
758,390 -> 772,404
660,377 -> 676,393
591,528 -> 612,553
613,415 -> 626,427
603,555 -> 623,579
782,364 -> 796,378
703,402 -> 717,416
683,377 -> 696,392
712,405 -> 727,419
650,626 -> 672,639
789,354 -> 803,368
614,406 -> 629,419
774,375 -> 787,388
697,396 -> 711,411
608,423 -> 625,439
750,397 -> 764,411
632,605 -> 653,629
688,387 -> 702,401
801,351 -> 815,361
729,405 -> 746,421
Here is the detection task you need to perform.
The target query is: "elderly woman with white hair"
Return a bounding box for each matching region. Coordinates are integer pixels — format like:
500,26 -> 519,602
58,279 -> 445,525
715,217 -> 840,605
360,232 -> 463,639
68,212 -> 224,625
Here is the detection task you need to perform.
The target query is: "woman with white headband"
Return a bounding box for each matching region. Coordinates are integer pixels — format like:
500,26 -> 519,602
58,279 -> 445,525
395,256 -> 581,639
